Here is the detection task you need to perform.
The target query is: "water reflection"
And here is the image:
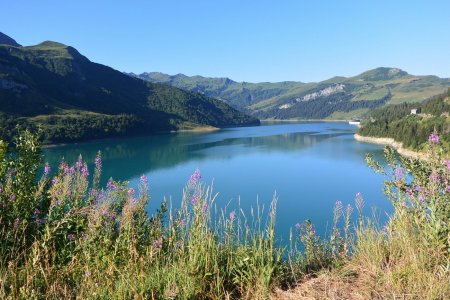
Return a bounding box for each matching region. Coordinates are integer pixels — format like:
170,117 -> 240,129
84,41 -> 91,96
44,123 -> 359,184
43,122 -> 389,242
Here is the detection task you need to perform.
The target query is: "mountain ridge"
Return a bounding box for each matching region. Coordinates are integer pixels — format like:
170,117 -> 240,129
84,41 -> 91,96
0,32 -> 259,144
131,67 -> 450,120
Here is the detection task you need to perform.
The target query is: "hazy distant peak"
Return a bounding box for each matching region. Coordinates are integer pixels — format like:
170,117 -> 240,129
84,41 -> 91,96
0,32 -> 21,47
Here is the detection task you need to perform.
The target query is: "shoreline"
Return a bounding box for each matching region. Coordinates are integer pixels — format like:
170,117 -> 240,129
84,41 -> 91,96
42,126 -> 221,148
354,133 -> 427,160
261,119 -> 349,123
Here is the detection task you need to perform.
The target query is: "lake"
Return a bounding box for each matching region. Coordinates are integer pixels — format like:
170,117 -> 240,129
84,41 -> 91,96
43,122 -> 391,242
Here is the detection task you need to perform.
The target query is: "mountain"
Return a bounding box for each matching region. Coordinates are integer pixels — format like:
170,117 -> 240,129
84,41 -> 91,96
0,32 -> 21,47
131,68 -> 450,120
358,88 -> 450,151
0,33 -> 258,144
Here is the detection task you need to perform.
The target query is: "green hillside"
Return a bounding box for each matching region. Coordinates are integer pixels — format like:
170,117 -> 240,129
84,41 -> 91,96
0,34 -> 259,144
132,67 -> 450,120
358,88 -> 450,151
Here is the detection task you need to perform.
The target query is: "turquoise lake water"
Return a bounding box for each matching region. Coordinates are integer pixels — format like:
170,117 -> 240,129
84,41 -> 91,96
43,122 -> 391,242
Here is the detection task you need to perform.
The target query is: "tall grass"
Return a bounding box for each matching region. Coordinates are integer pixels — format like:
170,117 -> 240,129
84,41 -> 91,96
0,130 -> 448,299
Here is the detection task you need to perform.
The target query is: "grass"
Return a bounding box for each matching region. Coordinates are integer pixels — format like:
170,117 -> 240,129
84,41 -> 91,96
0,130 -> 449,299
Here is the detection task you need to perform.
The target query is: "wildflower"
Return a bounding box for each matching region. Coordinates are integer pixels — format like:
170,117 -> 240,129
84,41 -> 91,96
394,168 -> 403,180
75,158 -> 83,169
0,185 -> 2,194
95,153 -> 102,169
100,208 -> 108,216
405,187 -> 414,199
429,172 -> 439,182
81,164 -> 89,177
107,179 -> 117,190
60,161 -> 68,169
188,169 -> 201,186
9,194 -> 15,202
89,188 -> 97,197
127,188 -> 135,197
96,191 -> 106,203
295,223 -> 301,231
153,238 -> 163,250
33,208 -> 41,215
64,166 -> 74,175
140,175 -> 148,184
84,271 -> 91,278
179,219 -> 186,227
444,160 -> 450,170
428,133 -> 440,144
67,234 -> 76,241
13,218 -> 20,230
191,195 -> 199,204
52,177 -> 60,186
44,163 -> 51,175
229,210 -> 236,220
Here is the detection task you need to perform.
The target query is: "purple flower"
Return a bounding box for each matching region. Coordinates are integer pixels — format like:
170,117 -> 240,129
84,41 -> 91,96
107,179 -> 117,190
64,166 -> 75,175
295,223 -> 301,231
419,194 -> 427,202
405,187 -> 414,199
52,177 -> 60,186
444,160 -> 450,170
127,188 -> 135,197
428,133 -> 440,144
153,238 -> 163,250
75,158 -> 83,169
33,208 -> 41,215
95,153 -> 102,169
140,175 -> 148,184
0,185 -> 2,194
190,195 -> 199,204
335,200 -> 343,208
179,219 -> 186,226
13,218 -> 20,230
84,271 -> 91,278
188,169 -> 202,186
229,210 -> 236,220
44,163 -> 51,175
430,172 -> 439,182
394,168 -> 404,180
81,164 -> 89,177
67,234 -> 76,241
100,208 -> 108,216
9,194 -> 15,202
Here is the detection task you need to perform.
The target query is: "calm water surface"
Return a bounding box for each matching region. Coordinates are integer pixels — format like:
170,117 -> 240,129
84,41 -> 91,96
43,122 -> 391,241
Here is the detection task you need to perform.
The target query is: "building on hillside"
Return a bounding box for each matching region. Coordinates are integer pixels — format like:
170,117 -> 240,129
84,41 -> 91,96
411,108 -> 421,115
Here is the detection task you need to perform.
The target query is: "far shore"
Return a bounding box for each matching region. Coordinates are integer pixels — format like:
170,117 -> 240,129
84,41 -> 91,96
354,133 -> 427,160
42,125 -> 221,148
261,118 -> 349,123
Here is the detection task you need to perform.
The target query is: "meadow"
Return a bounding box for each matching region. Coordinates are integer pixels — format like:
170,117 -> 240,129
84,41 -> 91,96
0,130 -> 448,299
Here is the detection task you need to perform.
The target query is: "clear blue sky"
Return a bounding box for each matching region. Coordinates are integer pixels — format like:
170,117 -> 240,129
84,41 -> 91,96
2,0 -> 450,82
